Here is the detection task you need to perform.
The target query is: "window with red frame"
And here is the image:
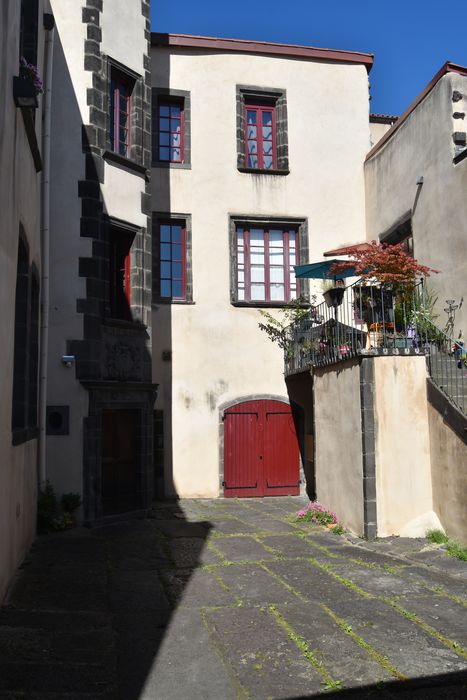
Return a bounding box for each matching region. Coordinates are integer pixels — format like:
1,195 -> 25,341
110,69 -> 133,158
158,101 -> 184,163
244,104 -> 276,170
159,221 -> 186,300
109,230 -> 134,319
236,226 -> 298,303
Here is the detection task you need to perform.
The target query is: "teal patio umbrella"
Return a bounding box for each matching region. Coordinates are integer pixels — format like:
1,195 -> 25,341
294,259 -> 358,280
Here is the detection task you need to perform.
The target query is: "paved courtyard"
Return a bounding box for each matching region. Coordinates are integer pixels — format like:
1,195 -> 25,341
0,497 -> 466,699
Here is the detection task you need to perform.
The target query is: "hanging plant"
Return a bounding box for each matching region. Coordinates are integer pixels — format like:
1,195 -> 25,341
20,57 -> 43,95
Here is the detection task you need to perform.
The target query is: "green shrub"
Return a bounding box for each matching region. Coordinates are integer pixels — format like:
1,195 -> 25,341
61,492 -> 82,514
426,529 -> 449,545
447,541 -> 467,561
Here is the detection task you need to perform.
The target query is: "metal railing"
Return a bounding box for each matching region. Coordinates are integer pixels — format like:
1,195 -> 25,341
285,278 -> 465,415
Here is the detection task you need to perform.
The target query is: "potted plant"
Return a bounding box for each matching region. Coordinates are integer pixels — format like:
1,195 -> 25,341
13,57 -> 43,109
322,279 -> 346,309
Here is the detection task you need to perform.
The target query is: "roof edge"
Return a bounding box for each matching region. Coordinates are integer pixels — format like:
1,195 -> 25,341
151,32 -> 374,71
366,62 -> 467,161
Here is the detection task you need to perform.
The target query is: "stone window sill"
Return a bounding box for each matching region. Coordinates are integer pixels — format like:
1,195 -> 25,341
237,167 -> 289,176
151,160 -> 191,170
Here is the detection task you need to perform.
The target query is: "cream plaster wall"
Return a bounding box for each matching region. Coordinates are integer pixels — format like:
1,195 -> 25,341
428,402 -> 467,544
46,3 -> 91,497
313,360 -> 364,534
373,356 -> 433,537
365,74 -> 467,338
101,165 -> 148,229
369,121 -> 394,149
0,0 -> 47,600
151,46 -> 371,497
101,0 -> 146,76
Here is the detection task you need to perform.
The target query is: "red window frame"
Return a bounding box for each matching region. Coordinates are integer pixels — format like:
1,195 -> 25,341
110,69 -> 132,158
236,226 -> 298,304
159,220 -> 186,301
158,100 -> 184,163
109,230 -> 133,320
244,103 -> 277,170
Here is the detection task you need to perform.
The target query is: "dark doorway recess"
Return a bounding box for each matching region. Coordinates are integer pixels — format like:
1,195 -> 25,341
223,399 -> 300,497
102,409 -> 139,515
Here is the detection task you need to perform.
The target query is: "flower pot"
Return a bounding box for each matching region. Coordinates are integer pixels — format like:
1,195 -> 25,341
323,287 -> 345,308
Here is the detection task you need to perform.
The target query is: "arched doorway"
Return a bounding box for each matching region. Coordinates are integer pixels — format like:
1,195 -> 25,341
222,399 -> 300,497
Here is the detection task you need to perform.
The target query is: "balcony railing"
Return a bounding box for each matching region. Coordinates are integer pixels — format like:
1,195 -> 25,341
285,279 -> 465,415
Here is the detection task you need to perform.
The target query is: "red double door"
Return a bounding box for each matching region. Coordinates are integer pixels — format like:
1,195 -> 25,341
223,400 -> 300,497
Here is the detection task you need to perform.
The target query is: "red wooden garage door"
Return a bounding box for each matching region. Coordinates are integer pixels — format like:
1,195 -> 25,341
223,400 -> 300,497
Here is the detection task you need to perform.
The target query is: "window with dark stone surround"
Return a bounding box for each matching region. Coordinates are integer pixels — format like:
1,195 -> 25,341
109,67 -> 134,158
152,213 -> 193,303
12,230 -> 40,443
19,0 -> 39,66
152,89 -> 191,168
236,86 -> 289,174
229,216 -> 308,307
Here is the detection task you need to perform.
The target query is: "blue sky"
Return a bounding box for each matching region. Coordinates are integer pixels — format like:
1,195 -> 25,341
151,0 -> 467,116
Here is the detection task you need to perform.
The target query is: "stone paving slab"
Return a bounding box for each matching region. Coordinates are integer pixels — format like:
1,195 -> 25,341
212,535 -> 277,562
7,569 -> 108,612
389,565 -> 467,601
142,609 -> 239,700
329,597 -> 467,678
1,496 -> 466,699
260,534 -> 326,559
327,561 -> 427,597
321,543 -> 408,567
205,606 -> 325,699
210,517 -> 258,534
109,570 -> 170,611
266,559 -> 364,604
215,563 -> 301,605
273,602 -> 393,687
160,567 -> 236,608
396,594 -> 467,648
169,537 -> 222,566
407,550 -> 467,577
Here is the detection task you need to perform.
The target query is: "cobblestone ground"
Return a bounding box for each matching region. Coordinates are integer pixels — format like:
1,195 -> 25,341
1,497 -> 466,699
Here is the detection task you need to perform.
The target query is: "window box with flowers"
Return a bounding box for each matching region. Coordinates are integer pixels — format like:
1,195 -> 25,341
13,57 -> 43,109
13,58 -> 44,171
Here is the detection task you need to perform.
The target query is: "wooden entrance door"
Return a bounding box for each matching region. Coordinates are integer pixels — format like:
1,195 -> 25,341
101,409 -> 139,515
223,400 -> 300,497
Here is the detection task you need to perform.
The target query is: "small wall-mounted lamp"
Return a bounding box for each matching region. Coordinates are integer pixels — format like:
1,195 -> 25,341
61,355 -> 75,368
13,76 -> 38,109
416,176 -> 424,186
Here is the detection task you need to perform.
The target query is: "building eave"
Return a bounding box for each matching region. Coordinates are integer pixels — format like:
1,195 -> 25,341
366,61 -> 467,161
151,32 -> 374,71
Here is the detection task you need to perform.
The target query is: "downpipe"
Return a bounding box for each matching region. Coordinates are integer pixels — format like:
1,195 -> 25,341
38,15 -> 55,487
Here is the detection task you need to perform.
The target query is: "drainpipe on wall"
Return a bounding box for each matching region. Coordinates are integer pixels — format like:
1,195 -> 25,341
38,14 -> 55,487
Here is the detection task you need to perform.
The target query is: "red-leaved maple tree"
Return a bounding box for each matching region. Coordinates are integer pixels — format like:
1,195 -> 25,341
330,241 -> 439,285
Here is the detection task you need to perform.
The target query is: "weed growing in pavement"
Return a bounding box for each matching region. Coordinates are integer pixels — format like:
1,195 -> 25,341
268,605 -> 342,689
447,541 -> 467,561
426,529 -> 467,561
426,529 -> 449,544
321,604 -> 406,680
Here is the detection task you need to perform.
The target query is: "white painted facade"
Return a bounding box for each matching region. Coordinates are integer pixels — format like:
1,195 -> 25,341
151,41 -> 372,497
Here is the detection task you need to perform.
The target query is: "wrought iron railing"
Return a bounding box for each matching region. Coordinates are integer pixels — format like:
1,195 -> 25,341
285,278 -> 465,415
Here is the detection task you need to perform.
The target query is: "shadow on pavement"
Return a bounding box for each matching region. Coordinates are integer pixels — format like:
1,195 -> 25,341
0,500 -> 211,699
286,668 -> 467,699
